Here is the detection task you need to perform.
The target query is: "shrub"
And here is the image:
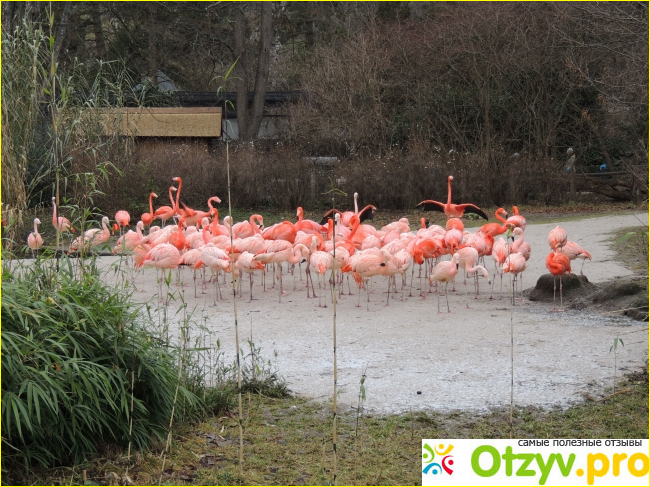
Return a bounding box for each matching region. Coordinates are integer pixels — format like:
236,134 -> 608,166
1,256 -> 201,472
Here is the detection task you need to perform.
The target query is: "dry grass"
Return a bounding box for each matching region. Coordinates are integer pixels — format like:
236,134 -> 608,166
27,368 -> 647,486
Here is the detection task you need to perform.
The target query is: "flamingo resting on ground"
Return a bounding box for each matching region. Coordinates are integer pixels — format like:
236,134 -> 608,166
416,175 -> 488,220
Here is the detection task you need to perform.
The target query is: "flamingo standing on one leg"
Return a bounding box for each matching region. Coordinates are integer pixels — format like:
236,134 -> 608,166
545,251 -> 571,311
416,175 -> 488,220
27,218 -> 43,258
560,241 -> 592,275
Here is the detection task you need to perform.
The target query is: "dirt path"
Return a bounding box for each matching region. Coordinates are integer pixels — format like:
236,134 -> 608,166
103,211 -> 648,414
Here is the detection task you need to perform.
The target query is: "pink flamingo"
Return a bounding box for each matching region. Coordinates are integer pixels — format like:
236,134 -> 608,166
262,220 -> 297,243
140,243 -> 182,300
560,241 -> 592,274
69,216 -> 110,253
547,226 -> 567,251
478,208 -> 511,237
182,196 -> 221,227
255,243 -> 309,302
510,228 -> 531,261
115,210 -> 130,229
113,221 -> 145,254
342,248 -> 391,310
490,236 -> 510,299
141,192 -> 158,227
321,192 -> 376,226
153,186 -> 178,226
197,243 -> 232,304
296,207 -> 323,233
429,252 -> 461,313
503,252 -> 527,303
456,246 -> 491,304
232,214 -> 264,238
416,175 -> 488,220
506,206 -> 526,231
27,218 -> 43,257
545,251 -> 572,311
234,251 -> 265,302
179,248 -> 204,298
52,196 -> 75,236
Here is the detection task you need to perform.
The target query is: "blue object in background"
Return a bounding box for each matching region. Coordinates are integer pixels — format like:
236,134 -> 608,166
599,163 -> 607,172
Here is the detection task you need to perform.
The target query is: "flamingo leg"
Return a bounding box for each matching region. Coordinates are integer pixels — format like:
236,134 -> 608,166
445,282 -> 451,313
249,272 -> 254,302
552,275 -> 557,310
385,278 -> 391,306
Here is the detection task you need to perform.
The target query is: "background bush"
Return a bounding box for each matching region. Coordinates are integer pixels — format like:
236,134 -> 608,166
1,257 -> 201,472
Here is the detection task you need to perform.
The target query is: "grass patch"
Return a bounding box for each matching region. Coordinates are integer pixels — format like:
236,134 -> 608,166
23,370 -> 648,485
611,225 -> 649,277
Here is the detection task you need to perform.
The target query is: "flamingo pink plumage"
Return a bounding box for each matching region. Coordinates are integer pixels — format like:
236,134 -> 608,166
560,241 -> 592,274
141,192 -> 158,226
429,252 -> 461,313
27,218 -> 43,256
416,176 -> 488,220
547,226 -> 568,251
545,251 -> 572,311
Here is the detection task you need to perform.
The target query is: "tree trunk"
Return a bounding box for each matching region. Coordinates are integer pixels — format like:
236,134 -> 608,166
148,3 -> 158,85
52,2 -> 73,65
90,3 -> 105,60
233,7 -> 249,140
233,3 -> 273,142
2,1 -> 16,37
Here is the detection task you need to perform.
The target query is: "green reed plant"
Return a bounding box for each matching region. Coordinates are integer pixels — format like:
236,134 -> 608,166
1,255 -> 201,475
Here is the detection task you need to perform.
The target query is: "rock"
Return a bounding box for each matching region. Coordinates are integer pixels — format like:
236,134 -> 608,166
528,274 -> 592,302
625,295 -> 649,321
592,281 -> 645,302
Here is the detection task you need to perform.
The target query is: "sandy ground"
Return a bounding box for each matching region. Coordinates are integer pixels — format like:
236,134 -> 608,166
98,212 -> 648,415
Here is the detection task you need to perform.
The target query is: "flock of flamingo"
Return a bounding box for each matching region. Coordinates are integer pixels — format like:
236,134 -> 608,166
26,175 -> 592,312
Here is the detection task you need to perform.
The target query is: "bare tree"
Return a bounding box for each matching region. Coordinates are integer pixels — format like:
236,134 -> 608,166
233,2 -> 273,142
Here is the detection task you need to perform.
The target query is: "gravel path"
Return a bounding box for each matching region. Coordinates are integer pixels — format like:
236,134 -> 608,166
103,211 -> 648,414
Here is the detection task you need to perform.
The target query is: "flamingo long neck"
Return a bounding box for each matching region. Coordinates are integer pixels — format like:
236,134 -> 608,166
168,187 -> 176,207
174,178 -> 182,211
354,194 -> 359,215
297,207 -> 303,223
207,197 -> 219,212
136,222 -> 144,238
496,210 -> 507,226
348,216 -> 360,239
34,220 -> 39,233
420,218 -> 426,229
52,200 -> 58,225
446,177 -> 453,206
101,218 -> 108,231
148,193 -> 155,214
